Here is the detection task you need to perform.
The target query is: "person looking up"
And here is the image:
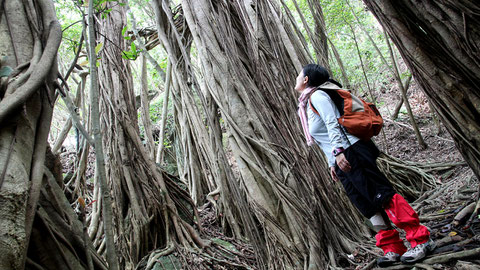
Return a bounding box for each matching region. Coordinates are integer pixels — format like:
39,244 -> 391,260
295,64 -> 435,267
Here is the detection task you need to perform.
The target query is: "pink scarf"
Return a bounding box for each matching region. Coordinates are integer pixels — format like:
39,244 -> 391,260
298,87 -> 317,146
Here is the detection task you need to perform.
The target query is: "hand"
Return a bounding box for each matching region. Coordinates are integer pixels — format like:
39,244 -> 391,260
335,153 -> 351,172
330,166 -> 339,182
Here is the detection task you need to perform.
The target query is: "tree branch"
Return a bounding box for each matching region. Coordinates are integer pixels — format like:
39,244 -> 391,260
55,77 -> 94,146
126,3 -> 166,81
63,29 -> 85,83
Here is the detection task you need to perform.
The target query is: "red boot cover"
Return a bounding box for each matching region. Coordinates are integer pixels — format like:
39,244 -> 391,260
384,194 -> 430,247
375,229 -> 407,255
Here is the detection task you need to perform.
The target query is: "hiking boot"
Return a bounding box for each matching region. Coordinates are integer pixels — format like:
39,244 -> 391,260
400,239 -> 436,264
377,252 -> 400,267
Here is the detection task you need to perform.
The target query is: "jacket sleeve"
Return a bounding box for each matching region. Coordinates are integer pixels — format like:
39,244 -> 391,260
310,91 -> 344,153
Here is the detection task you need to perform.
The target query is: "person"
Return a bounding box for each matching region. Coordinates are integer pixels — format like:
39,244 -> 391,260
295,64 -> 435,267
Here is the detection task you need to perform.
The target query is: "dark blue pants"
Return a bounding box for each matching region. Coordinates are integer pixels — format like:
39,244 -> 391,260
335,140 -> 395,218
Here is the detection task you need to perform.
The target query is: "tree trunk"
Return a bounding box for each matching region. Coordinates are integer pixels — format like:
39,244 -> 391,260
287,0 -> 329,68
362,0 -> 480,179
94,2 -> 197,268
0,0 -> 59,268
88,0 -> 120,268
151,0 -> 266,258
27,156 -> 108,270
0,1 -> 106,269
155,60 -> 172,164
179,0 -> 369,268
139,54 -> 155,160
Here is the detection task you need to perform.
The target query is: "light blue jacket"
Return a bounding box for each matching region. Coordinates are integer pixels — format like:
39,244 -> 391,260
307,82 -> 360,167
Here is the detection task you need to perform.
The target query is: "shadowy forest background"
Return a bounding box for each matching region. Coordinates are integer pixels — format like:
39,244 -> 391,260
0,0 -> 479,269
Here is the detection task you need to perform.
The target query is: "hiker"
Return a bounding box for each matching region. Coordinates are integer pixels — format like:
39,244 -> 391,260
295,64 -> 435,267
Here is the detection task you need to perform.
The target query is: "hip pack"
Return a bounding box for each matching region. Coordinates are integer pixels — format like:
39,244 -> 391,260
309,85 -> 383,140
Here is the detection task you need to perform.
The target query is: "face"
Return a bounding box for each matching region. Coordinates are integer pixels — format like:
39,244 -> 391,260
294,70 -> 308,93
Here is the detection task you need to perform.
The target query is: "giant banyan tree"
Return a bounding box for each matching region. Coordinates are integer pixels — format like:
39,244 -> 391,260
165,0 -> 370,268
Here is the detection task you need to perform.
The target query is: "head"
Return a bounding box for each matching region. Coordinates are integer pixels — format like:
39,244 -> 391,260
295,64 -> 330,93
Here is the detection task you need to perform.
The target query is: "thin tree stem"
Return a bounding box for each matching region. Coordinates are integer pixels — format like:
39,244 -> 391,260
392,74 -> 412,119
87,0 -> 119,268
348,21 -> 375,102
156,60 -> 172,164
384,31 -> 426,149
140,54 -> 155,159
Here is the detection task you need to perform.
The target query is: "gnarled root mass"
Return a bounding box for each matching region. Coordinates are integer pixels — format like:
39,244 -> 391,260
135,201 -> 257,270
27,165 -> 107,270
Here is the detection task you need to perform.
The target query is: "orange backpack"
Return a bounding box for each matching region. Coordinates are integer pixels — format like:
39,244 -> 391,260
309,86 -> 383,140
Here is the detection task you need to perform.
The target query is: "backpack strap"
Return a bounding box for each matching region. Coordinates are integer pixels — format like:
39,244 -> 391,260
308,95 -> 320,116
308,88 -> 343,116
309,89 -> 352,146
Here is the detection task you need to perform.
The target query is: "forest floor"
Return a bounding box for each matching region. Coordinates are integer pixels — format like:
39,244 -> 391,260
60,81 -> 479,269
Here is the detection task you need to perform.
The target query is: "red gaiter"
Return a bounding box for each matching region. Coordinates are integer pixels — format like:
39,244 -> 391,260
376,194 -> 430,254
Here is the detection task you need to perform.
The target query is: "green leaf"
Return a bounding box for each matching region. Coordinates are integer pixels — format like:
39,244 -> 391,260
122,26 -> 130,40
120,43 -> 138,60
131,42 -> 136,53
122,51 -> 134,60
95,42 -> 103,54
0,66 -> 13,77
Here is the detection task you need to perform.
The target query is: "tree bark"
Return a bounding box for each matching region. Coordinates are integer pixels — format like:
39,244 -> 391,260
87,0 -> 119,268
179,0 -> 368,268
151,0 -> 262,253
155,60 -> 172,164
1,1 -> 105,269
362,0 -> 480,179
95,2 -> 197,268
139,54 -> 155,159
0,0 -> 58,268
53,75 -> 85,153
